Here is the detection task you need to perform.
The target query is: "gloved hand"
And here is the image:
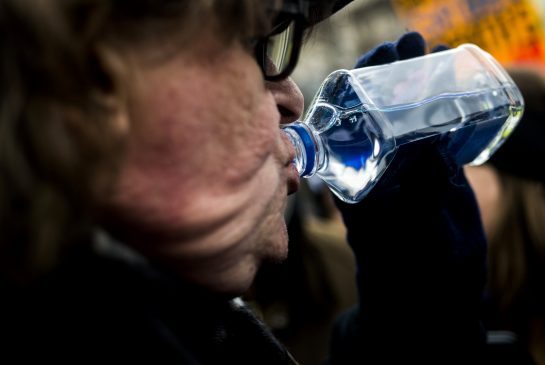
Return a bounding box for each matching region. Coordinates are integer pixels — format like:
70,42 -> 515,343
328,32 -> 487,364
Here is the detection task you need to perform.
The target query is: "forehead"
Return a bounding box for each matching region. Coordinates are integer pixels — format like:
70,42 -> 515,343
210,0 -> 274,38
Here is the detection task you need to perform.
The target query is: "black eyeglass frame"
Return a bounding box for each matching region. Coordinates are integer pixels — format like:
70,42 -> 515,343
254,10 -> 309,81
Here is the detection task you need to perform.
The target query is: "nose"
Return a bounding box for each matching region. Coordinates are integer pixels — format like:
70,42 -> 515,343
266,77 -> 304,125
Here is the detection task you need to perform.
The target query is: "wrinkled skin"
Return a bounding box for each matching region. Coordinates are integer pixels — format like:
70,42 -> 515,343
102,27 -> 303,295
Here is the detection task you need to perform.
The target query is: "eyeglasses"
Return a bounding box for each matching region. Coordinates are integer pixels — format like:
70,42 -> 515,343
254,13 -> 308,81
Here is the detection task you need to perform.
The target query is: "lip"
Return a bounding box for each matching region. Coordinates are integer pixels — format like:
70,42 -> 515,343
286,162 -> 300,195
281,128 -> 300,195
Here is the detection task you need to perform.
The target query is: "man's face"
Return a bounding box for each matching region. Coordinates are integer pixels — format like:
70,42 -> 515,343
103,26 -> 303,295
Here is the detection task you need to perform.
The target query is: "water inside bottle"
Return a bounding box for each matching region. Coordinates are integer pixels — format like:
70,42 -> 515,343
316,87 -> 523,200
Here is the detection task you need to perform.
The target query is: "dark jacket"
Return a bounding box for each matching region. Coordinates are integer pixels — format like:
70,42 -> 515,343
328,142 -> 489,364
2,239 -> 297,365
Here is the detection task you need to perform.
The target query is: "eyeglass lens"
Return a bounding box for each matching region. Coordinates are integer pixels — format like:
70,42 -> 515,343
265,20 -> 296,78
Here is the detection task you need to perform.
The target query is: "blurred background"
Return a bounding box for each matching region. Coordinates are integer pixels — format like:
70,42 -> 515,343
255,2 -> 545,364
293,0 -> 545,108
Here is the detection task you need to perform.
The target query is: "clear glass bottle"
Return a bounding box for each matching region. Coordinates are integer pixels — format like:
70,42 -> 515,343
283,44 -> 524,203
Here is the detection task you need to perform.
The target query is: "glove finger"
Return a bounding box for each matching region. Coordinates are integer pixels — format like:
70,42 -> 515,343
354,42 -> 398,68
431,44 -> 450,53
395,31 -> 426,60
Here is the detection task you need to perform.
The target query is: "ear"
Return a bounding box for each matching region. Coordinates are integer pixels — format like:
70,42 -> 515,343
30,45 -> 131,201
89,44 -> 130,137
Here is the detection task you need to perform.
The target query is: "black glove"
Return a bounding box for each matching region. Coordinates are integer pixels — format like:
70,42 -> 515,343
328,32 -> 487,364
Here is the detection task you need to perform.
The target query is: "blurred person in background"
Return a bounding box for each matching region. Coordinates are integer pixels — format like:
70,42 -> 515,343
0,0 -> 488,363
466,65 -> 545,365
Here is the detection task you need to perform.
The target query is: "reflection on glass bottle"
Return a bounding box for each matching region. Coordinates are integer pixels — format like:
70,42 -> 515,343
283,44 -> 524,203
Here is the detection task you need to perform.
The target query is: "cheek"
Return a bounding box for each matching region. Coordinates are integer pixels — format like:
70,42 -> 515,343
108,46 -> 284,229
198,65 -> 280,185
127,64 -> 279,184
220,100 -> 280,184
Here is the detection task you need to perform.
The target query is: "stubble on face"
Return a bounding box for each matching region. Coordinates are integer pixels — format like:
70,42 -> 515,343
103,28 -> 292,295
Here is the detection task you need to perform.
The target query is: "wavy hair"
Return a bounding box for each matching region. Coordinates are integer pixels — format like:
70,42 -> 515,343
0,0 -> 268,283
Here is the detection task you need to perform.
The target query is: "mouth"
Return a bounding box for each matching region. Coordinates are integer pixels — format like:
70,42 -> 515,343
281,129 -> 300,195
286,162 -> 300,195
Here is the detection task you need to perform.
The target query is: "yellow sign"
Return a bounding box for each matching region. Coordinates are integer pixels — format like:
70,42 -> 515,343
391,0 -> 545,65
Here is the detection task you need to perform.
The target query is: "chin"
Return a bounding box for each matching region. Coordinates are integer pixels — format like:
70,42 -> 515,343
263,219 -> 290,264
212,262 -> 260,298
